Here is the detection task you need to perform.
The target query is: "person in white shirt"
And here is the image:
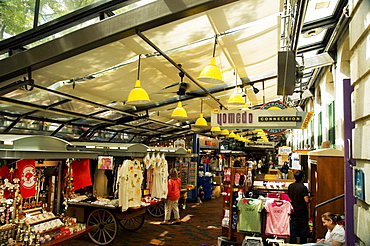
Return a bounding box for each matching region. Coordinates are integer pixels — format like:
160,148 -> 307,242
317,212 -> 345,246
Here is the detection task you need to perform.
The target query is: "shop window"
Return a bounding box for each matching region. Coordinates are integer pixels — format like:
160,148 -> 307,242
328,102 -> 335,148
318,112 -> 322,148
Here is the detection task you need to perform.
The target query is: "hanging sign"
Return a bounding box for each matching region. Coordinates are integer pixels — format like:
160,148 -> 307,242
17,159 -> 36,199
98,156 -> 113,170
211,108 -> 312,130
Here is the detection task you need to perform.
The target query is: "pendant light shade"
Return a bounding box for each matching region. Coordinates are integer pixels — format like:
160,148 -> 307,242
198,57 -> 223,84
228,69 -> 244,105
211,126 -> 221,133
171,101 -> 188,119
127,80 -> 151,105
220,129 -> 229,135
198,36 -> 223,84
127,55 -> 151,105
194,100 -> 208,128
194,113 -> 208,128
229,130 -> 236,138
228,86 -> 245,105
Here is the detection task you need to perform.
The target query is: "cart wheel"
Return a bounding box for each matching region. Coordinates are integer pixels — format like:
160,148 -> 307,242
87,209 -> 118,245
147,203 -> 165,217
119,213 -> 145,231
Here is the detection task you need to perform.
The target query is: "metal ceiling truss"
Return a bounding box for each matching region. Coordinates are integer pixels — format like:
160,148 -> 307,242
0,0 -> 239,82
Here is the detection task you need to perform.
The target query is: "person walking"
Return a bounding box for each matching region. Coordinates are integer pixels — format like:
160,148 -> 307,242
288,170 -> 311,244
161,168 -> 182,225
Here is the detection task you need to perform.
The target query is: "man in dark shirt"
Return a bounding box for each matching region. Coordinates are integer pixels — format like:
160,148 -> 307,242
288,170 -> 311,244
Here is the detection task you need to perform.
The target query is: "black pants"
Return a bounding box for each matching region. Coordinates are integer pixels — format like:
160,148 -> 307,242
290,216 -> 309,244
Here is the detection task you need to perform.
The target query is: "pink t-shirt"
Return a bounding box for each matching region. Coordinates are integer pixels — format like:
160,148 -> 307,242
167,178 -> 181,201
264,199 -> 293,236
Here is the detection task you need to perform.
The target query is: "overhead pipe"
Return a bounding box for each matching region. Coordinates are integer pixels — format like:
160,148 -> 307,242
33,84 -> 181,129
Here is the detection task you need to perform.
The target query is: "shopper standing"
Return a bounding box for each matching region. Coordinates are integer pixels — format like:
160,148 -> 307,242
161,168 -> 182,225
280,161 -> 290,179
288,170 -> 311,244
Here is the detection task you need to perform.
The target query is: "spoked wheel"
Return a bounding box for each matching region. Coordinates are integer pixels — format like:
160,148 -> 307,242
147,203 -> 165,217
87,209 -> 118,245
119,213 -> 145,231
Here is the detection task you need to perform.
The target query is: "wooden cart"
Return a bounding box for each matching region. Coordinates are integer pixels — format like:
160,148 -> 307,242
67,201 -> 159,245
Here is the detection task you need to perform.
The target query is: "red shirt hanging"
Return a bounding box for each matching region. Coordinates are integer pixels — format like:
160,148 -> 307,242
17,159 -> 36,199
71,159 -> 92,190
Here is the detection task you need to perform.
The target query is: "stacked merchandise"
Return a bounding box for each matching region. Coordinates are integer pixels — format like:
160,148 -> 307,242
221,167 -> 294,244
0,159 -> 88,245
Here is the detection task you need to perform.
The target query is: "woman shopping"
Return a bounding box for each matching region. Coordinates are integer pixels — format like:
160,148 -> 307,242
161,168 -> 182,225
280,161 -> 290,179
317,212 -> 345,246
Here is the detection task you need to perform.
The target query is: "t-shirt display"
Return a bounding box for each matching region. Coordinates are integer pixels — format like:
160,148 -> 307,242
237,198 -> 263,233
264,199 -> 293,236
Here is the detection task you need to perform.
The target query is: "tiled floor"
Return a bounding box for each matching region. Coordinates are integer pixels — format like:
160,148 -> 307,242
64,197 -> 223,246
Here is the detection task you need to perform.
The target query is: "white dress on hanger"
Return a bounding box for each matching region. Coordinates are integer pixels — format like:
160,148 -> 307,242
151,154 -> 168,199
117,160 -> 132,211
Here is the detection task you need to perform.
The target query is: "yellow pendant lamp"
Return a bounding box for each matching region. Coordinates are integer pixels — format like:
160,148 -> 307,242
228,87 -> 245,105
127,55 -> 151,105
229,130 -> 236,138
194,99 -> 208,128
220,129 -> 229,135
171,101 -> 188,119
198,35 -> 223,84
228,69 -> 245,105
211,126 -> 221,133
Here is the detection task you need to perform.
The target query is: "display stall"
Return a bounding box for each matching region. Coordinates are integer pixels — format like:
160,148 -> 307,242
220,167 -> 294,244
0,135 -> 99,246
65,141 -> 167,245
66,143 -> 197,237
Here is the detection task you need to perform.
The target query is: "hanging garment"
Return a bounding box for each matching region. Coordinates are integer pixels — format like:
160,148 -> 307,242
151,157 -> 168,199
237,198 -> 264,233
117,160 -> 134,211
71,159 -> 92,191
242,236 -> 263,246
129,159 -> 143,208
93,169 -> 108,197
264,199 -> 293,236
143,153 -> 151,169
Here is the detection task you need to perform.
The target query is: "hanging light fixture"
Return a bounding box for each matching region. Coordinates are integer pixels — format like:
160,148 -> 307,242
198,35 -> 223,84
228,69 -> 244,105
211,126 -> 221,133
229,130 -> 236,138
171,101 -> 188,119
194,99 -> 208,128
220,129 -> 229,135
127,54 -> 151,105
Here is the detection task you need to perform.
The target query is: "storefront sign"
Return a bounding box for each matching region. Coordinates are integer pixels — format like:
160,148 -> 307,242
211,109 -> 311,129
245,141 -> 275,148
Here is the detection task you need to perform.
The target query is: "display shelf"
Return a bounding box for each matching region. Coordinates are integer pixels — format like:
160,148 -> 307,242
41,225 -> 93,246
27,216 -> 58,225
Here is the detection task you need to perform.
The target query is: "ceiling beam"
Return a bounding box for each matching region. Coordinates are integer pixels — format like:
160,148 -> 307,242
0,0 -> 239,83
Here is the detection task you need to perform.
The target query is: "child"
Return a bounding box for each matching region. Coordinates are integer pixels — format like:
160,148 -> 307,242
161,168 -> 182,225
317,212 -> 345,246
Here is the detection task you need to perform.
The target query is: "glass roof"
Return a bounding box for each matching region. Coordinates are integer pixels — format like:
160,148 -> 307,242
0,0 -> 346,143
